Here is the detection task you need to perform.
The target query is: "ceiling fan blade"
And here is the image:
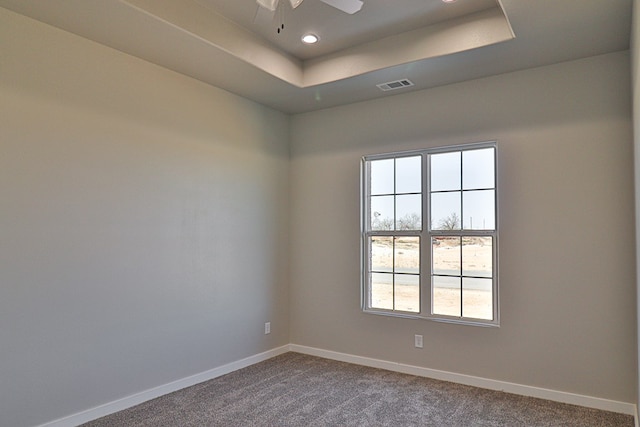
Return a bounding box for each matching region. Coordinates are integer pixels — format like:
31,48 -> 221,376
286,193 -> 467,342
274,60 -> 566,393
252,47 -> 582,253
257,0 -> 279,12
319,0 -> 363,14
289,0 -> 304,8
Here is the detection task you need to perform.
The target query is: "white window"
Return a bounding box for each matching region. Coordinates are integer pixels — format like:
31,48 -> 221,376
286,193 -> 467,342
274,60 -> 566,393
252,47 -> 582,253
362,142 -> 498,326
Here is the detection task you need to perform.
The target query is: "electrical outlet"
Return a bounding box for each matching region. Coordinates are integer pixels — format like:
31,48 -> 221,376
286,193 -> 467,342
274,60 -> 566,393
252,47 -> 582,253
264,322 -> 271,335
414,334 -> 423,348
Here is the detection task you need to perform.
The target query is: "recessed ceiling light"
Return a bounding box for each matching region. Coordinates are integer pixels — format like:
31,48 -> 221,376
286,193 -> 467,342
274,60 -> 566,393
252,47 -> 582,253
442,0 -> 456,3
302,34 -> 319,44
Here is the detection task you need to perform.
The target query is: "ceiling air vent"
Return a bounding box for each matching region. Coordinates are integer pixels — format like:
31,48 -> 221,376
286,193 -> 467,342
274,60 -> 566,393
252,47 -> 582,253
376,79 -> 414,91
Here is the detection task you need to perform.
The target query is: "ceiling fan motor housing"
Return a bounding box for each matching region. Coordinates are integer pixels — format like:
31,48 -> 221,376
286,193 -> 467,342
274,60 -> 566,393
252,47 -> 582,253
257,0 -> 363,14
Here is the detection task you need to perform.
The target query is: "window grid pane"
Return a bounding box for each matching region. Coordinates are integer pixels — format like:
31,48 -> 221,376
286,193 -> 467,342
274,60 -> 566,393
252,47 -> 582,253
432,275 -> 461,317
395,273 -> 420,313
396,156 -> 422,194
428,146 -> 495,321
366,154 -> 423,314
462,190 -> 495,230
462,277 -> 493,320
368,236 -> 420,313
371,273 -> 393,310
363,143 -> 496,325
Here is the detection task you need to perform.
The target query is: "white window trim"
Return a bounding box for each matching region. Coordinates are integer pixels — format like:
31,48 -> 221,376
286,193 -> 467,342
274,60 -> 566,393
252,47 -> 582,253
361,141 -> 499,327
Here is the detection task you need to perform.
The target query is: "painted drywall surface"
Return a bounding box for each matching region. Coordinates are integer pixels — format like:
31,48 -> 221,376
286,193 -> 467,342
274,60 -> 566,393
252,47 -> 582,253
0,8 -> 289,427
632,0 -> 640,414
290,51 -> 636,403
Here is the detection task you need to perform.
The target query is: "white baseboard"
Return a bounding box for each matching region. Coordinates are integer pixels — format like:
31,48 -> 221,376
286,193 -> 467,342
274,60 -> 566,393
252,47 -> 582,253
36,345 -> 290,427
36,343 -> 637,426
289,344 -> 637,417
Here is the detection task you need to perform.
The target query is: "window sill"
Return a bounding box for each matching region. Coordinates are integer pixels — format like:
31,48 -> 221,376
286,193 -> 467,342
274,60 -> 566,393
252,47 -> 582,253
363,308 -> 500,328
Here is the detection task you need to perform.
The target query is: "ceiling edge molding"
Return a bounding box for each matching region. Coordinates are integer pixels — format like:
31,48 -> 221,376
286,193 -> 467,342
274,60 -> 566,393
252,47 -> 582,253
302,6 -> 515,86
121,0 -> 305,86
121,0 -> 514,89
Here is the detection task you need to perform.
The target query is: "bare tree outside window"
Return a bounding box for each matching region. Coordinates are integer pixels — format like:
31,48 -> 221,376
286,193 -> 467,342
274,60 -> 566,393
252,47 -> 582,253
397,212 -> 421,230
437,212 -> 460,230
372,211 -> 394,230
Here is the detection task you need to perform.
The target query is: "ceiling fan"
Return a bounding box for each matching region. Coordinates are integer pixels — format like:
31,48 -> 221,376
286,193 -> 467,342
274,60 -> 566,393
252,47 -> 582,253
256,0 -> 364,15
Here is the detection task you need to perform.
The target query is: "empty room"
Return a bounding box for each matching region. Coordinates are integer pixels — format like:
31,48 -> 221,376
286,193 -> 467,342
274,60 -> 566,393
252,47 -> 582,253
1,0 -> 639,426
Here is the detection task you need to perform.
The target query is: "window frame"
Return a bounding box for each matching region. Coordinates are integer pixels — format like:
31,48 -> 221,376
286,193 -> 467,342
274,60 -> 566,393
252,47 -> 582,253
361,141 -> 499,327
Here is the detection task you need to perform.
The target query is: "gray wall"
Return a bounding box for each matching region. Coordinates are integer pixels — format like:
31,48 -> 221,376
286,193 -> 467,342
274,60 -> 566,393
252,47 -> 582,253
290,51 -> 636,403
632,0 -> 640,417
2,4 -> 638,427
0,8 -> 290,427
